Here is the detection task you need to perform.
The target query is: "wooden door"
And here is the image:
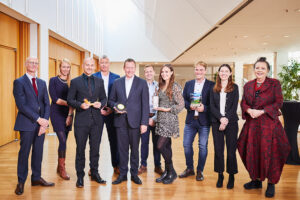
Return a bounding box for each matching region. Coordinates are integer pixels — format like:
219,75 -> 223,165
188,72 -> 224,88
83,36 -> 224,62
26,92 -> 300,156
0,47 -> 17,146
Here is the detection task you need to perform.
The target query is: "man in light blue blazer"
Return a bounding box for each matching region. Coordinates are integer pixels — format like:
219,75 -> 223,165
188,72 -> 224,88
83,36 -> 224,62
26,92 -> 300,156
93,55 -> 120,174
13,57 -> 54,195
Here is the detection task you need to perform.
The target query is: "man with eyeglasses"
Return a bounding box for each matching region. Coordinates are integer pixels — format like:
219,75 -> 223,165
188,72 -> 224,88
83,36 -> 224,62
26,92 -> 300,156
13,57 -> 54,195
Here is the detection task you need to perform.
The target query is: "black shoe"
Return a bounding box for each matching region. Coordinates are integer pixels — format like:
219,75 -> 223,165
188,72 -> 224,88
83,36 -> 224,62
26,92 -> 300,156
76,177 -> 84,188
91,173 -> 106,184
112,175 -> 127,185
179,168 -> 195,178
131,175 -> 142,185
163,164 -> 177,184
156,170 -> 167,183
15,183 -> 24,195
227,174 -> 235,189
216,173 -> 224,188
244,180 -> 262,189
196,171 -> 204,181
31,177 -> 55,186
265,183 -> 275,198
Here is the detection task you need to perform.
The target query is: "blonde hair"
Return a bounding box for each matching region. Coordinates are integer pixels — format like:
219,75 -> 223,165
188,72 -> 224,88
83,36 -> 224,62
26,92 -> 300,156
59,58 -> 72,86
194,61 -> 207,69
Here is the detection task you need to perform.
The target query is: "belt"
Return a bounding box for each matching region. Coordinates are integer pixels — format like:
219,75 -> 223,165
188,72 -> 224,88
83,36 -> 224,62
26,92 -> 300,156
149,113 -> 155,117
193,116 -> 199,120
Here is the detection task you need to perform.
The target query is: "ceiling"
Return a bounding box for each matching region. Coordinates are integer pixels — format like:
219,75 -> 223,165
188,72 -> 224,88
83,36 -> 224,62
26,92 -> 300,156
173,0 -> 300,64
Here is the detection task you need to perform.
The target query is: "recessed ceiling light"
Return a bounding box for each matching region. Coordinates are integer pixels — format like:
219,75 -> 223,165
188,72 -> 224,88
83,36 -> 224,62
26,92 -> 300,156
243,35 -> 248,38
283,35 -> 290,38
263,35 -> 270,38
262,42 -> 268,45
295,8 -> 300,12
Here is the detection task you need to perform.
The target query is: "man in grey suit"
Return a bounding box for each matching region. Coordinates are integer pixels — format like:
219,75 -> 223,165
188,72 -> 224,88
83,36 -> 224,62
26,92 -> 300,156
67,57 -> 107,188
13,57 -> 54,195
109,58 -> 149,185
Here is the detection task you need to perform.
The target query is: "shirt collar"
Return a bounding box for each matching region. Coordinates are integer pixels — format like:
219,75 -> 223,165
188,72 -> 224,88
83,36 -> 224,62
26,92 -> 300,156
26,72 -> 36,80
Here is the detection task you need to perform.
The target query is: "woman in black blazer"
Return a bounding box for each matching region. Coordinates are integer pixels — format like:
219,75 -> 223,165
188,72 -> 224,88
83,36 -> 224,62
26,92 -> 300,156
210,64 -> 239,189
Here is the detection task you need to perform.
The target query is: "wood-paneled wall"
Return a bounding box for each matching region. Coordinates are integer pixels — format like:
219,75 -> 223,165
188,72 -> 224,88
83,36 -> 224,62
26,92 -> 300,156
0,12 -> 29,146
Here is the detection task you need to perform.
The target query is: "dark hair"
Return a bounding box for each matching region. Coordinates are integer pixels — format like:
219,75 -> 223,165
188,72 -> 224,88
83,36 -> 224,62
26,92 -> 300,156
158,64 -> 175,100
123,58 -> 136,68
213,64 -> 234,93
144,64 -> 154,70
254,57 -> 270,70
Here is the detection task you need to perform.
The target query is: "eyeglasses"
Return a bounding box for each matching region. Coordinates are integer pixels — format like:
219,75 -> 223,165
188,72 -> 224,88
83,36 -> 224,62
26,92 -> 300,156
255,90 -> 260,98
28,62 -> 39,65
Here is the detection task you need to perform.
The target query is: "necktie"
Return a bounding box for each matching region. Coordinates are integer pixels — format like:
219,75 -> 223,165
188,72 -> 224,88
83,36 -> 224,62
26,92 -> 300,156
32,78 -> 38,96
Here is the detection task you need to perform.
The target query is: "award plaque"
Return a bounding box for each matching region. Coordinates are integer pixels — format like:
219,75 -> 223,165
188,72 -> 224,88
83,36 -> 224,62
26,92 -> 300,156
116,103 -> 126,112
190,93 -> 202,107
153,95 -> 159,109
84,98 -> 94,106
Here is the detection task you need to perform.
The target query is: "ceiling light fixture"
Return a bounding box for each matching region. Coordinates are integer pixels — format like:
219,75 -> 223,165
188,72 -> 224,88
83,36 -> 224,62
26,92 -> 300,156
295,8 -> 300,12
243,35 -> 248,38
283,35 -> 290,38
262,42 -> 268,45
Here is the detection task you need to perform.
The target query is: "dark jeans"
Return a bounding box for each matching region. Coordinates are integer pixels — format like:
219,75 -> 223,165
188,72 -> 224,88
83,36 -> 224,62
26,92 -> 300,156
116,121 -> 140,176
183,119 -> 210,172
74,120 -> 103,178
140,125 -> 161,167
212,122 -> 238,174
18,124 -> 45,183
101,114 -> 119,168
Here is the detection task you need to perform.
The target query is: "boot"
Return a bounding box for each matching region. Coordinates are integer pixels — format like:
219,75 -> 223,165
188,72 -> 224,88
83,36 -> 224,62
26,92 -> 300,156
156,170 -> 167,183
227,174 -> 234,189
265,183 -> 275,198
163,163 -> 177,184
57,151 -> 70,180
216,173 -> 224,188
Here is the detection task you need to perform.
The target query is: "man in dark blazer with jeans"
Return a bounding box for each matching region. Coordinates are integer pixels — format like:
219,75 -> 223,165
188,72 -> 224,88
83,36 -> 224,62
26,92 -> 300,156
67,57 -> 107,188
109,58 -> 149,185
179,61 -> 214,181
13,57 -> 54,195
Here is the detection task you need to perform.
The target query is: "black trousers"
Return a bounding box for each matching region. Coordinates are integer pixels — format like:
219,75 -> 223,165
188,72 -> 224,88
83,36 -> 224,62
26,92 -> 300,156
18,124 -> 45,183
116,121 -> 140,177
74,119 -> 103,178
212,122 -> 238,174
101,114 -> 119,168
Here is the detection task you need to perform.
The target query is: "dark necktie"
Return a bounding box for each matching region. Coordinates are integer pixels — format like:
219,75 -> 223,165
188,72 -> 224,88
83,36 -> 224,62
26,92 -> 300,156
32,78 -> 38,96
87,77 -> 92,96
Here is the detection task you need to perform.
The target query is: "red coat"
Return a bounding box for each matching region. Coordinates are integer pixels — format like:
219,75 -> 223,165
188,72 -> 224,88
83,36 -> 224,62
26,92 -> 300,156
237,77 -> 290,184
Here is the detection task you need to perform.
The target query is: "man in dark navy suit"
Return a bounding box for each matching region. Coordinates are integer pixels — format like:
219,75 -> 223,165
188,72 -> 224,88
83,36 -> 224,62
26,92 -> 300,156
67,57 -> 107,188
93,55 -> 120,174
179,61 -> 214,181
109,58 -> 149,185
13,57 -> 54,195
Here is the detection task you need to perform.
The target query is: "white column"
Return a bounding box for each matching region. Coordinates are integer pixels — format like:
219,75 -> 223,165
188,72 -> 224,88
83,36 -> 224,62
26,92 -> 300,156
276,50 -> 289,75
234,61 -> 244,99
30,24 -> 38,57
39,24 -> 49,84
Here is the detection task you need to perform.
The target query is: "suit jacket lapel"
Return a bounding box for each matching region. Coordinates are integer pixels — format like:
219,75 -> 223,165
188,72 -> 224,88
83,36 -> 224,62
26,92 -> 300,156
36,78 -> 43,101
121,77 -> 127,100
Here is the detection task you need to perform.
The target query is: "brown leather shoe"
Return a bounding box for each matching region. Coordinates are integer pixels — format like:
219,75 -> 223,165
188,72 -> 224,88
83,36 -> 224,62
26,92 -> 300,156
196,171 -> 204,181
138,165 -> 147,175
32,177 -> 55,186
15,183 -> 24,195
154,166 -> 163,175
114,167 -> 120,174
179,168 -> 195,178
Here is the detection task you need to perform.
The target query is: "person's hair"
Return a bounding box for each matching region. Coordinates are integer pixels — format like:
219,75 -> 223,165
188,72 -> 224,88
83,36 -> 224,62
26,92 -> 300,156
83,57 -> 95,66
194,61 -> 207,69
144,64 -> 154,71
213,64 -> 234,93
123,58 -> 136,68
100,55 -> 109,60
254,57 -> 270,71
158,64 -> 175,100
59,58 -> 72,86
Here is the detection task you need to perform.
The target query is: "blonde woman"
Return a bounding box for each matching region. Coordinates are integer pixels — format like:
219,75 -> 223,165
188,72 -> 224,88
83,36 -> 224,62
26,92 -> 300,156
49,58 -> 74,180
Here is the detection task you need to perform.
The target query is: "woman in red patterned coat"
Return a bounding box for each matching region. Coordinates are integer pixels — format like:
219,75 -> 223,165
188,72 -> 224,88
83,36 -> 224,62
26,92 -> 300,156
237,57 -> 290,198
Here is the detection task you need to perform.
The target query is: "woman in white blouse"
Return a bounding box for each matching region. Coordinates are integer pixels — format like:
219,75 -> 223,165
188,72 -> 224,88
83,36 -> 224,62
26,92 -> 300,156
210,64 -> 239,189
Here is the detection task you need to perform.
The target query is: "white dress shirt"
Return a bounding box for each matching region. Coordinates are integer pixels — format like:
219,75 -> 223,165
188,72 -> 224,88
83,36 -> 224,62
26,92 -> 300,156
194,79 -> 206,116
220,89 -> 227,116
125,76 -> 134,98
26,72 -> 38,89
101,72 -> 109,97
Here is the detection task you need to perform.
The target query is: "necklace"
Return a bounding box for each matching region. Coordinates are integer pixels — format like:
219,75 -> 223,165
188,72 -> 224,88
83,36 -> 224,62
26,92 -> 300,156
58,76 -> 67,84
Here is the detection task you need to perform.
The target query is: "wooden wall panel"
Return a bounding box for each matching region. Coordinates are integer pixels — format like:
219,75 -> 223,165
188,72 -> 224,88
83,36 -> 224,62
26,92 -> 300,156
0,12 -> 19,49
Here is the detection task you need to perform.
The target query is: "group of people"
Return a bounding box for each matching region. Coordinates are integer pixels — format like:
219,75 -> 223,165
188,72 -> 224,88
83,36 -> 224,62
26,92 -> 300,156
13,55 -> 290,198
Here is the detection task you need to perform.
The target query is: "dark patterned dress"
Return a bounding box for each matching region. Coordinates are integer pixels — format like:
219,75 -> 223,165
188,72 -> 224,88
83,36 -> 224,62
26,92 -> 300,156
49,76 -> 71,132
237,77 -> 290,184
155,82 -> 184,138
